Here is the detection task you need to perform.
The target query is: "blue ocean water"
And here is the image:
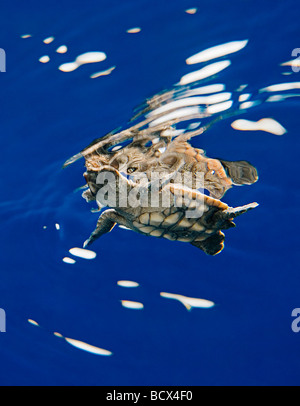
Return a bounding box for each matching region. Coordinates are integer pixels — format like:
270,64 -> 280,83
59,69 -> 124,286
0,0 -> 300,386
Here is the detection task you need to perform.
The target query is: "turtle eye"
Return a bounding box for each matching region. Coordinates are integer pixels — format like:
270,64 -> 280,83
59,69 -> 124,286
127,167 -> 137,174
211,170 -> 215,175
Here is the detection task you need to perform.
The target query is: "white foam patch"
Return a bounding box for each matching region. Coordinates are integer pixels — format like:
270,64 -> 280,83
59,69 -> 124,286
39,55 -> 50,63
179,60 -> 231,85
126,27 -> 141,33
64,337 -> 112,356
160,292 -> 215,311
59,51 -> 107,73
55,223 -> 60,230
231,118 -> 287,135
43,36 -> 54,44
56,45 -> 68,54
121,300 -> 144,309
62,257 -> 76,264
69,247 -> 97,259
186,40 -> 248,65
21,34 -> 32,38
117,280 -> 139,287
260,82 -> 300,92
90,66 -> 116,79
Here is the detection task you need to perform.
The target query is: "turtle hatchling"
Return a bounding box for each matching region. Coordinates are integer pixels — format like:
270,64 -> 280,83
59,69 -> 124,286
81,166 -> 258,255
63,82 -> 259,255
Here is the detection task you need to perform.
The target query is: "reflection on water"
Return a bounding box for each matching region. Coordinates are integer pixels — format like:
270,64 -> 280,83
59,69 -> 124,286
260,81 -> 300,92
126,27 -> 141,34
281,59 -> 300,69
121,300 -> 144,309
186,39 -> 248,64
160,292 -> 215,311
39,55 -> 50,64
231,118 -> 287,135
185,8 -> 197,15
59,51 -> 107,73
90,66 -> 116,79
27,320 -> 113,356
179,60 -> 231,85
56,45 -> 68,54
62,257 -> 76,264
43,36 -> 54,44
63,337 -> 113,356
28,319 -> 39,327
68,247 -> 97,259
117,280 -> 140,287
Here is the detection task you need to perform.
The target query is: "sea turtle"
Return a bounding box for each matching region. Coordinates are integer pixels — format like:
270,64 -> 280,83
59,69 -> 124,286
63,82 -> 259,254
82,166 -> 258,255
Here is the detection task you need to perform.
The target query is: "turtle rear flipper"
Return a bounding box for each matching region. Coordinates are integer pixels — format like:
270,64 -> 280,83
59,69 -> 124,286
191,231 -> 225,255
220,160 -> 258,185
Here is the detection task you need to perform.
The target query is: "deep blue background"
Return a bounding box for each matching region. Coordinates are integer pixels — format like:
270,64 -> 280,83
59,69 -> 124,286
0,0 -> 300,385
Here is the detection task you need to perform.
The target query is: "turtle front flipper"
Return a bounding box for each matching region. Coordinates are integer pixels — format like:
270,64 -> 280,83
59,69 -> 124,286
83,209 -> 125,247
210,202 -> 259,228
191,231 -> 225,255
223,202 -> 259,218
